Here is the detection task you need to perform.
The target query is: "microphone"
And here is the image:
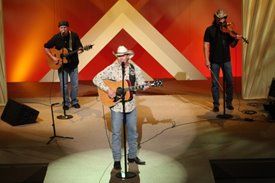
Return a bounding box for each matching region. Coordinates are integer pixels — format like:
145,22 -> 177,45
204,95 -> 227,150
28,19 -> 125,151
121,61 -> 125,67
61,31 -> 65,37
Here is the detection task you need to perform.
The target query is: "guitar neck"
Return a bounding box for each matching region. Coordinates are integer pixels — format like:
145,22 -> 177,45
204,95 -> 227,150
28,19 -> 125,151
65,45 -> 93,57
65,49 -> 79,57
128,84 -> 147,91
127,80 -> 163,92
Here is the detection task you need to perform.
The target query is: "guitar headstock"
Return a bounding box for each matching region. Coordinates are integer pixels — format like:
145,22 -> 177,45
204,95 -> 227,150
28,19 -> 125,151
84,44 -> 94,51
150,80 -> 163,87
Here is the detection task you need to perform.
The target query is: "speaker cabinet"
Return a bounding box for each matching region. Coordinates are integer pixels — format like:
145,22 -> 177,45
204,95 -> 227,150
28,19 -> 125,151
1,99 -> 39,126
0,163 -> 48,182
263,78 -> 275,120
263,103 -> 275,120
210,159 -> 275,183
268,78 -> 275,100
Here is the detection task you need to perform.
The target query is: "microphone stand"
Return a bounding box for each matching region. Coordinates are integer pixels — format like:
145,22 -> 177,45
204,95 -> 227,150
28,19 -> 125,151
116,62 -> 136,179
47,103 -> 73,144
57,48 -> 73,120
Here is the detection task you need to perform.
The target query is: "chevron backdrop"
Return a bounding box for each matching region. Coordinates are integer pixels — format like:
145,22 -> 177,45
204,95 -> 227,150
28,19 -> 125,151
3,0 -> 242,82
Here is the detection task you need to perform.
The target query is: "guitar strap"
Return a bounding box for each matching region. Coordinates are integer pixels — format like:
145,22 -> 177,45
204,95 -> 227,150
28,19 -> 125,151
69,31 -> 72,51
129,63 -> 136,94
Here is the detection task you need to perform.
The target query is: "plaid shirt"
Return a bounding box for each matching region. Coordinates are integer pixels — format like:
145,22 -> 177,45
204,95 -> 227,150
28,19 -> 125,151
93,60 -> 145,112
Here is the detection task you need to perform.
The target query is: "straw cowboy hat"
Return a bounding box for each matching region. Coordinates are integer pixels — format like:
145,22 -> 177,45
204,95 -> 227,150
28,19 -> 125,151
214,9 -> 227,19
113,45 -> 134,58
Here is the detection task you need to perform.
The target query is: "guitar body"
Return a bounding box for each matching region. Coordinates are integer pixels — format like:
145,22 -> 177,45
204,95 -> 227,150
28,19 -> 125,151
47,48 -> 69,70
97,80 -> 131,107
47,44 -> 93,70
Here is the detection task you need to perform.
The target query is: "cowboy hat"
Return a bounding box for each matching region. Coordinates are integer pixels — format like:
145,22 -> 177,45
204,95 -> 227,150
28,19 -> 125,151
113,45 -> 134,58
214,9 -> 227,19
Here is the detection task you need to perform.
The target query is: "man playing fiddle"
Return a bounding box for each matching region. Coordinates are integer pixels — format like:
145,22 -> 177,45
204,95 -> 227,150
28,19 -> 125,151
203,9 -> 242,112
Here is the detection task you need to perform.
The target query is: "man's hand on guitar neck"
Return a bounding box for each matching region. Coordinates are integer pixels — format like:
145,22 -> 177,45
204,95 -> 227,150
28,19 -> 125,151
77,47 -> 84,54
143,84 -> 150,90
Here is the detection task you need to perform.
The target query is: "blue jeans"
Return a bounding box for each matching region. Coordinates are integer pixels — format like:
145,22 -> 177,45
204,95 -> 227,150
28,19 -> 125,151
58,67 -> 79,106
211,62 -> 233,107
111,109 -> 138,162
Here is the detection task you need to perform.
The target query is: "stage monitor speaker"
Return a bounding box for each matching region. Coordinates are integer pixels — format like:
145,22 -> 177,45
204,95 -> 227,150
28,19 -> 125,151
268,77 -> 275,100
263,78 -> 275,120
1,99 -> 39,126
0,163 -> 48,183
210,158 -> 275,183
263,103 -> 275,120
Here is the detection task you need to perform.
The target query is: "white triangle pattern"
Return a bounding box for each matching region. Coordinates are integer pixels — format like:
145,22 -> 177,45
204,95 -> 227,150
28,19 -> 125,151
40,0 -> 205,82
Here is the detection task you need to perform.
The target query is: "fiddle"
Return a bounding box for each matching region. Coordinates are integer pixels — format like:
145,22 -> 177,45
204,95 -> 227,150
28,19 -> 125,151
220,22 -> 249,44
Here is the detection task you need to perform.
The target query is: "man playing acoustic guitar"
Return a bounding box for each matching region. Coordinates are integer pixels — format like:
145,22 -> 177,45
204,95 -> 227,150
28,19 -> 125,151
44,20 -> 83,110
93,45 -> 148,170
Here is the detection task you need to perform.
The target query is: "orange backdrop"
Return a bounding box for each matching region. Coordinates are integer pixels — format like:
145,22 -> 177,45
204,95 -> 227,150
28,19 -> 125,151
3,0 -> 242,82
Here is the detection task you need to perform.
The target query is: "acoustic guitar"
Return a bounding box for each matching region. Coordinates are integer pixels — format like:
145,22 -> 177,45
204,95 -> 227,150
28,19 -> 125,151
47,44 -> 93,70
97,80 -> 163,107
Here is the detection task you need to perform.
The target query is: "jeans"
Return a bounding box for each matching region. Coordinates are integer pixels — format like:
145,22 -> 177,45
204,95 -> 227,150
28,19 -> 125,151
111,109 -> 138,162
211,62 -> 233,107
58,67 -> 79,106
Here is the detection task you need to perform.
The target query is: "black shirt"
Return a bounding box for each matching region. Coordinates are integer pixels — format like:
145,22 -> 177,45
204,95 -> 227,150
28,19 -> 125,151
204,24 -> 237,64
44,31 -> 83,70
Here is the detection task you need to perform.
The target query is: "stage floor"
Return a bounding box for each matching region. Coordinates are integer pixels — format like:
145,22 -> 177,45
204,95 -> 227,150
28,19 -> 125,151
1,80 -> 275,183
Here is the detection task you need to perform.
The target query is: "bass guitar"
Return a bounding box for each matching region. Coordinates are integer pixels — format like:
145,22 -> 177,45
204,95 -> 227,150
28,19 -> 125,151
97,80 -> 163,107
47,44 -> 93,70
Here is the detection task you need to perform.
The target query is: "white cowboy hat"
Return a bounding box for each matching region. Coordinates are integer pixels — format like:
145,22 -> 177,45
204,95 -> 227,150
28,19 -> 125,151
214,9 -> 227,19
113,45 -> 134,58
